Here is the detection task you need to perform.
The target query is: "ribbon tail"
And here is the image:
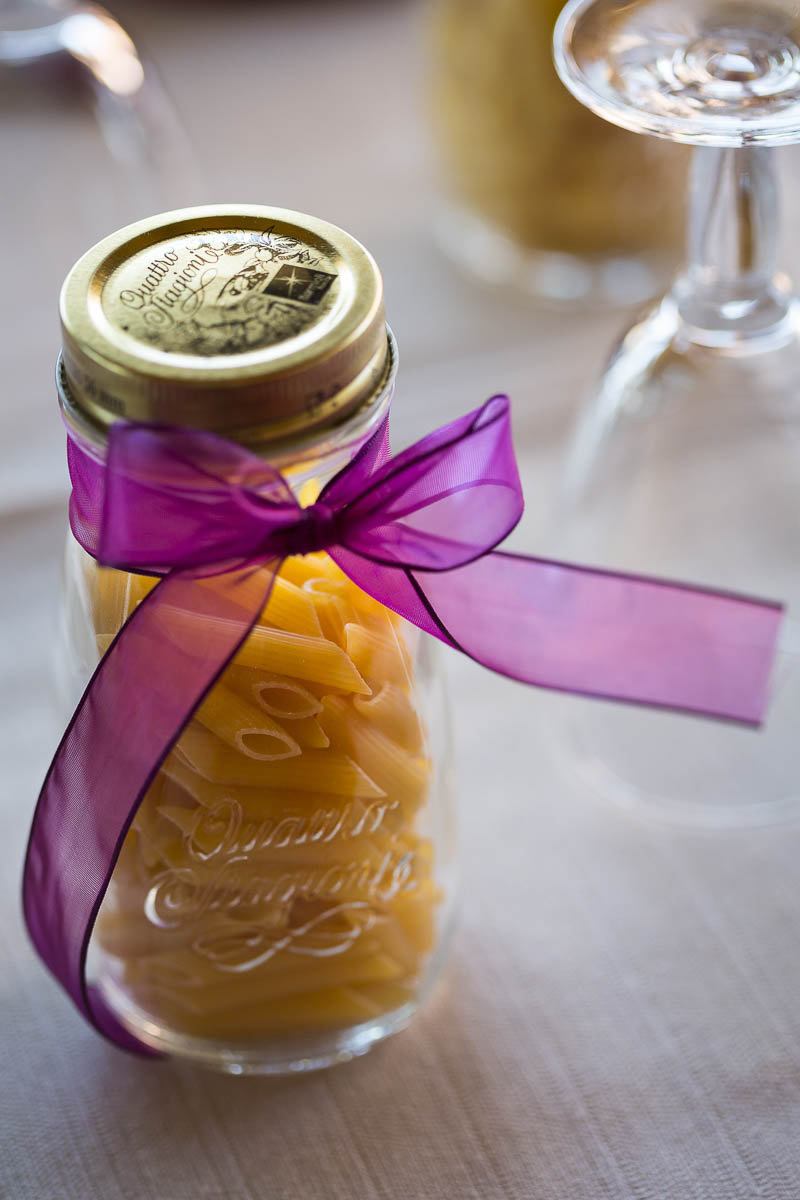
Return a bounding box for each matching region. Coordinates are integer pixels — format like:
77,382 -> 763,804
22,561 -> 280,1055
331,548 -> 782,725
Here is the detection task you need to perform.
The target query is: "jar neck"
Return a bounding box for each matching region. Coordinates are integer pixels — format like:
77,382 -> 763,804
57,331 -> 397,501
259,380 -> 394,503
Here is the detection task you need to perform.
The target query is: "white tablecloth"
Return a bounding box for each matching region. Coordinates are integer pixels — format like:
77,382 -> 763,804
4,4 -> 800,1197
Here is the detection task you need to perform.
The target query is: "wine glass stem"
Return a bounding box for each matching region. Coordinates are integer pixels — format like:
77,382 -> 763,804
677,145 -> 792,346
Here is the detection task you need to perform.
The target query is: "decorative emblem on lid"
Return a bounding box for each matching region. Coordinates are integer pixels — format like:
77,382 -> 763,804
108,228 -> 339,357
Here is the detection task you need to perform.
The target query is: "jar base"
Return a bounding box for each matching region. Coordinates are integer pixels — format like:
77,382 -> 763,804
434,202 -> 669,308
99,976 -> 420,1075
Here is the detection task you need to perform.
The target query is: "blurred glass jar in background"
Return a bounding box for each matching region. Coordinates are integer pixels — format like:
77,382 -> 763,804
429,0 -> 688,304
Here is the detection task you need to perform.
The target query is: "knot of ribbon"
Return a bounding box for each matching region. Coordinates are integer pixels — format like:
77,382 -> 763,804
23,395 -> 782,1056
285,502 -> 341,557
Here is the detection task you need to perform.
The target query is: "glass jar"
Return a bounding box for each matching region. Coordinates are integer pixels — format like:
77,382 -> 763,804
429,0 -> 688,303
54,205 -> 457,1074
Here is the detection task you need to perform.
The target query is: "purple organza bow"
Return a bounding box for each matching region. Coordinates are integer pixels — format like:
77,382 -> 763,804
23,396 -> 782,1055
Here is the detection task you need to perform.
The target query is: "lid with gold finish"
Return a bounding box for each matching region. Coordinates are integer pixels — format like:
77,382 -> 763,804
59,204 -> 392,447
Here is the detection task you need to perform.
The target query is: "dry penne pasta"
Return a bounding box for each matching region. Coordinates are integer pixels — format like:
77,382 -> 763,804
96,632 -> 114,656
344,622 -> 413,689
286,716 -> 330,749
233,626 -> 371,693
127,984 -> 394,1039
93,568 -> 159,636
135,604 -> 370,695
263,576 -> 325,637
357,980 -> 416,1013
233,670 -> 323,719
318,696 -> 429,812
93,910 -> 211,960
176,724 -> 386,797
391,881 -> 439,952
279,552 -> 341,587
303,577 -> 359,627
225,662 -> 345,705
92,566 -> 132,634
195,682 -> 300,761
371,916 -> 421,974
122,914 -> 390,988
126,571 -> 159,612
160,754 -> 389,834
302,590 -> 352,646
354,683 -> 424,752
92,544 -> 441,1054
129,948 -> 405,1016
195,570 -> 324,639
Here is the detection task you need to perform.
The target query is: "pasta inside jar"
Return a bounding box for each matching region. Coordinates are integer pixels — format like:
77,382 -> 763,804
85,550 -> 442,1047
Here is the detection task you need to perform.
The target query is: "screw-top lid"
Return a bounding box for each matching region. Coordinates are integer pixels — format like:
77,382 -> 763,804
59,204 -> 391,446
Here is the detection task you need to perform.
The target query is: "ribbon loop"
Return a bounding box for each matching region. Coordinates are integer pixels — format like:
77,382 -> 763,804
322,395 -> 523,570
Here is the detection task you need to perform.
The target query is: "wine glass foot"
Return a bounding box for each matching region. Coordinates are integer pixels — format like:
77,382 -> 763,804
555,706 -> 800,830
434,203 -> 668,308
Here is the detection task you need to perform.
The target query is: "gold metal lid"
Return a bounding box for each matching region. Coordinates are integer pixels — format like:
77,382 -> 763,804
59,204 -> 391,446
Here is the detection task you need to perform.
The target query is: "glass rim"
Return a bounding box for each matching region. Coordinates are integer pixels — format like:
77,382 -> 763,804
553,0 -> 800,148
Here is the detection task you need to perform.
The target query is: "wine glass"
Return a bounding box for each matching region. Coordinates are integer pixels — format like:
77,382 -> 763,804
0,0 -> 200,511
549,0 -> 800,827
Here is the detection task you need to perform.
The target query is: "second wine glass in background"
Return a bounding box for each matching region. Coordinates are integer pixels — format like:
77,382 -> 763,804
0,0 -> 200,511
428,0 -> 688,305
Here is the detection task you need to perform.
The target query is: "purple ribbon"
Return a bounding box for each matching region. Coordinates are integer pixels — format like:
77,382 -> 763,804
23,396 -> 782,1054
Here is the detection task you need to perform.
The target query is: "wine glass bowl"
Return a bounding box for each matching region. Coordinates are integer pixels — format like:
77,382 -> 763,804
0,0 -> 200,511
1,1 -> 141,94
555,0 -> 800,145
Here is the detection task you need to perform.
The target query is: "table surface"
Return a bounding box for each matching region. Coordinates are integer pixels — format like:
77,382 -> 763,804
4,4 -> 800,1198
